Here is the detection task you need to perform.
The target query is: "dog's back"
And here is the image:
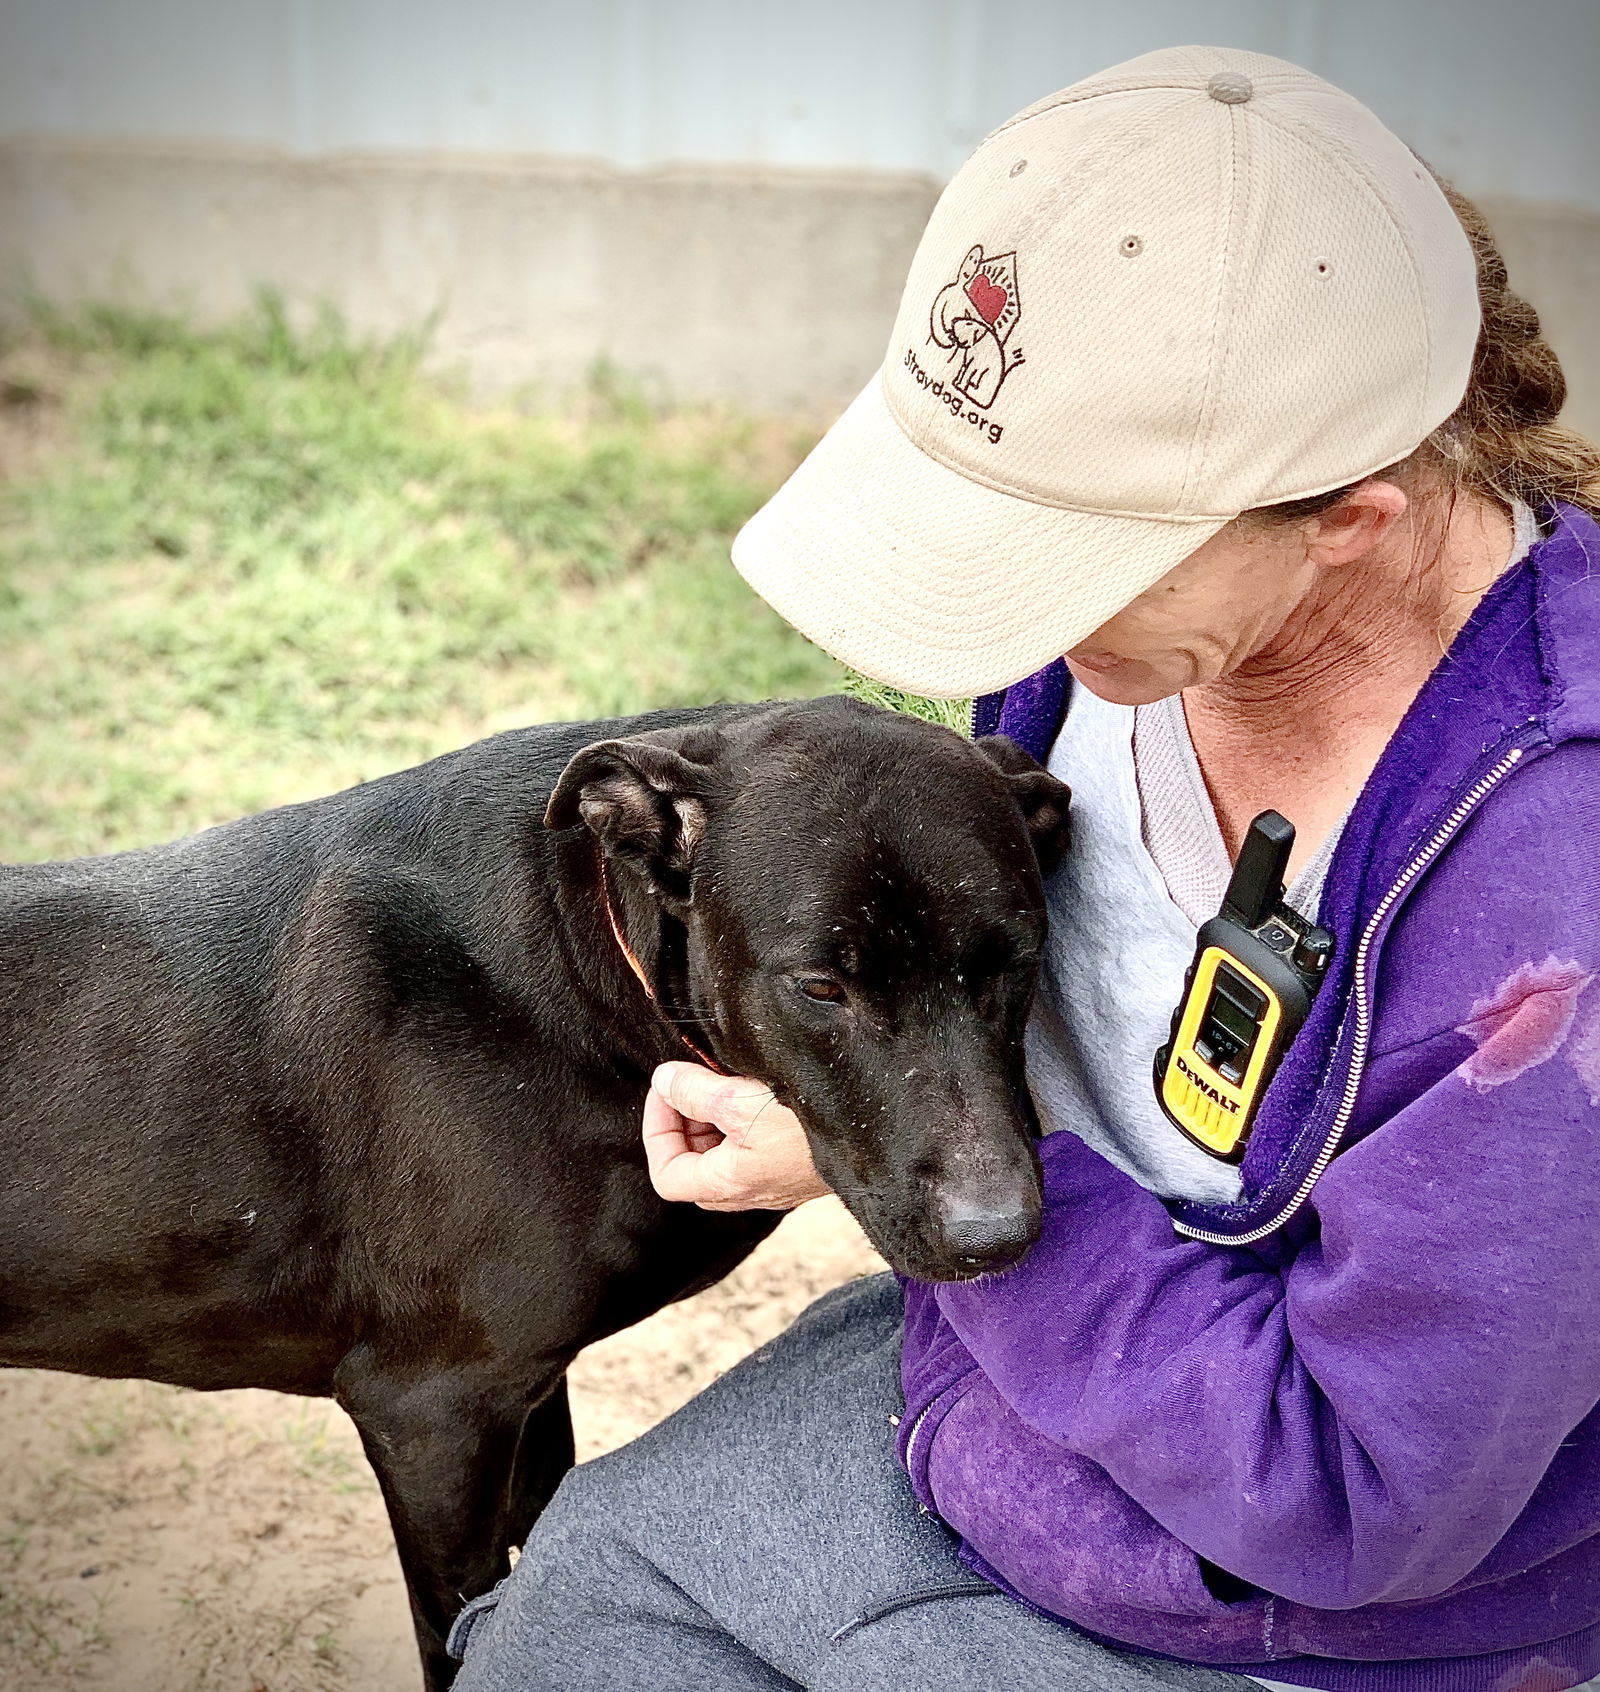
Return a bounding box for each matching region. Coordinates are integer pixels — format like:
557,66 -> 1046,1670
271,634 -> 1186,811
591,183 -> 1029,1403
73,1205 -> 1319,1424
0,705 -> 753,1391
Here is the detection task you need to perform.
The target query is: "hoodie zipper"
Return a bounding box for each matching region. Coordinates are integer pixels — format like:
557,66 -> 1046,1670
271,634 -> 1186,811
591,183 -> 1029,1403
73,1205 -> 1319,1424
1173,744 -> 1528,1247
904,1395 -> 941,1473
903,1382 -> 955,1491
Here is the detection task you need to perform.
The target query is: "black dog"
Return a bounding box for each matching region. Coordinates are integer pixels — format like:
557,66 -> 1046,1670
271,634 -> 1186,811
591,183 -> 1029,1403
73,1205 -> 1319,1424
0,695 -> 1068,1687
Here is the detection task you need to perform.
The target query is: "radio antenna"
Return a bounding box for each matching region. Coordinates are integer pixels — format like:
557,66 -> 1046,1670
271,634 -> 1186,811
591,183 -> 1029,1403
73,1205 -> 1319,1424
1222,811 -> 1296,930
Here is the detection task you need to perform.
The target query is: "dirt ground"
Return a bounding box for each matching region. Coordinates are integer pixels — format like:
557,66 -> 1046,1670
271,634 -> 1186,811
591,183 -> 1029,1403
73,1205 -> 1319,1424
0,1200 -> 883,1692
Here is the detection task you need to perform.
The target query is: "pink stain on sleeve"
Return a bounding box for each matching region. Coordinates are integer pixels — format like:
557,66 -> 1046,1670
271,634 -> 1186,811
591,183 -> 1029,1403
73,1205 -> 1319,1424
1456,956 -> 1593,1093
1566,992 -> 1600,1107
1490,1659 -> 1591,1692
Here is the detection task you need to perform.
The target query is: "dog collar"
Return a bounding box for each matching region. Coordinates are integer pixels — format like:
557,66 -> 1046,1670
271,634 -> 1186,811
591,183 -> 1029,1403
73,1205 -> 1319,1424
596,850 -> 729,1076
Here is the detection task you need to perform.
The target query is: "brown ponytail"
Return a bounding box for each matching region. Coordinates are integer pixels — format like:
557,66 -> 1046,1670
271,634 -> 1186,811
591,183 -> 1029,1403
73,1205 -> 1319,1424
1434,181 -> 1600,517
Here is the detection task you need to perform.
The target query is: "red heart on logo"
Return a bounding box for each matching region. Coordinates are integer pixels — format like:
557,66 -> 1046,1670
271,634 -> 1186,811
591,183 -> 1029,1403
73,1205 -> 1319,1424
966,272 -> 1008,324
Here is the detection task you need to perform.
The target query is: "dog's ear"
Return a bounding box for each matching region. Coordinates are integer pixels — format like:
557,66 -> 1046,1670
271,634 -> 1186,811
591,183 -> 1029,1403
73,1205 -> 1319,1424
975,734 -> 1071,876
545,728 -> 722,907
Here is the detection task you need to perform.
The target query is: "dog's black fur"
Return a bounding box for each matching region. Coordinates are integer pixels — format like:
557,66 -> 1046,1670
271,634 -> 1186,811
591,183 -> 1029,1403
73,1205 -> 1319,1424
0,696 -> 1068,1687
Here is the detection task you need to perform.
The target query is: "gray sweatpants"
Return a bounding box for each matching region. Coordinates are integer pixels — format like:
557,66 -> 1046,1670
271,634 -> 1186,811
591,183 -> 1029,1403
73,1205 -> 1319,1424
449,1273 -> 1255,1692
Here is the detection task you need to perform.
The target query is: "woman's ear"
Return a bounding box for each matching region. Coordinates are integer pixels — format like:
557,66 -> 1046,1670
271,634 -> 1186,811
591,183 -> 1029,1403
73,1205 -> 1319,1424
546,729 -> 722,909
1303,480 -> 1409,569
974,735 -> 1072,875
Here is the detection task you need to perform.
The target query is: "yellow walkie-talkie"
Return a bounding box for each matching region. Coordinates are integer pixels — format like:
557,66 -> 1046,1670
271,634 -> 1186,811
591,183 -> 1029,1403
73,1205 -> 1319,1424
1154,811 -> 1334,1162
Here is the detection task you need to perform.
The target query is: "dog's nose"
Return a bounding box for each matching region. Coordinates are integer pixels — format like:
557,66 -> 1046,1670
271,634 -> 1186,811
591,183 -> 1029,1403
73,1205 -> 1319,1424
936,1198 -> 1038,1272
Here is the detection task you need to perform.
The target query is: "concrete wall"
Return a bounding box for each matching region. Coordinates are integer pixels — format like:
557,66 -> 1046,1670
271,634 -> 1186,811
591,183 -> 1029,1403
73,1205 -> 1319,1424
4,136 -> 1596,438
1,0 -> 1596,431
0,138 -> 942,410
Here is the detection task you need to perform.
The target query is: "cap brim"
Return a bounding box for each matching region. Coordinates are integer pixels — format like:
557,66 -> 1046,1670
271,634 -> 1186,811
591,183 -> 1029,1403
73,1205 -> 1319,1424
733,377 -> 1230,699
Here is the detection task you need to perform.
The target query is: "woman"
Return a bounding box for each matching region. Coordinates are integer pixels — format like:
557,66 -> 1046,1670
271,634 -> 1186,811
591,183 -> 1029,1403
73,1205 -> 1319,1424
452,46 -> 1600,1692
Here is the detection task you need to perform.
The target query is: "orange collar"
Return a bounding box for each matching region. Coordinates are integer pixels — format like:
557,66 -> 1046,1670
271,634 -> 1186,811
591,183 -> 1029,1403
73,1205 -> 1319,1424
597,851 -> 728,1076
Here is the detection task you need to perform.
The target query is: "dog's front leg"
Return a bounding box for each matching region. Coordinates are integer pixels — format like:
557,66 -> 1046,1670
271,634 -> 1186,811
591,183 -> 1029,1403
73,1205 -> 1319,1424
503,1376 -> 577,1547
334,1345 -> 569,1692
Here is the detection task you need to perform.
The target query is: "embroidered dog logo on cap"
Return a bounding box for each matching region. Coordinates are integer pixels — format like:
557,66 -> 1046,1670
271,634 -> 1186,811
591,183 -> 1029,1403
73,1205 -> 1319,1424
928,245 -> 1023,410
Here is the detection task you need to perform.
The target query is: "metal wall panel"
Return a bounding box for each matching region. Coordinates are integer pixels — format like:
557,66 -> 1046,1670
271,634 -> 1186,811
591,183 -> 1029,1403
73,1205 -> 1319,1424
1,0 -> 1595,205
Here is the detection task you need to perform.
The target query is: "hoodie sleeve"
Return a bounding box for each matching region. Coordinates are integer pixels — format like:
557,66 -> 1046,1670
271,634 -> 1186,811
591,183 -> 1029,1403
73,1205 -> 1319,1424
928,743 -> 1600,1612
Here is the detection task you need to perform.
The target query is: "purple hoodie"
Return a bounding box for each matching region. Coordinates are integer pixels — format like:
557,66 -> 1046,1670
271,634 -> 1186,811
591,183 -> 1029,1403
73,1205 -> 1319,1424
898,503 -> 1600,1691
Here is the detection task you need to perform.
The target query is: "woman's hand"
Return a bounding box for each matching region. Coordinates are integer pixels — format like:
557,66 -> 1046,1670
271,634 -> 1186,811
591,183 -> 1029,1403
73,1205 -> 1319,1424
642,1062 -> 831,1212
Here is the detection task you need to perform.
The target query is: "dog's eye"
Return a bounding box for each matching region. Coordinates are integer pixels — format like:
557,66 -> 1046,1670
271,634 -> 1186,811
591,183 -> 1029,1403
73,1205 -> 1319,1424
795,977 -> 846,1004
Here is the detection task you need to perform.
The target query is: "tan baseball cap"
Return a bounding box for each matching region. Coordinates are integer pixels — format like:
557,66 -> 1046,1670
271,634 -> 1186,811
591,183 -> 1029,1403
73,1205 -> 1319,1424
732,45 -> 1481,699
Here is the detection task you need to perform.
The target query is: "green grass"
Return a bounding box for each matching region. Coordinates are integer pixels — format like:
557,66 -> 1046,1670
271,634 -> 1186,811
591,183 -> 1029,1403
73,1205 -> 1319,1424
0,298 -> 857,861
281,1408 -> 373,1497
838,674 -> 973,735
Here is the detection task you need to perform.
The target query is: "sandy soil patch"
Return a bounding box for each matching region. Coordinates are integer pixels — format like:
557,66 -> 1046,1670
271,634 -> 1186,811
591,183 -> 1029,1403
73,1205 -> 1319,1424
0,1200 -> 882,1692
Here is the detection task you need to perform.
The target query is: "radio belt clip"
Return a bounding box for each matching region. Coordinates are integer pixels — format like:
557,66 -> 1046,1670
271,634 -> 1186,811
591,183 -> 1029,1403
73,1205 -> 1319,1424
1154,811 -> 1335,1162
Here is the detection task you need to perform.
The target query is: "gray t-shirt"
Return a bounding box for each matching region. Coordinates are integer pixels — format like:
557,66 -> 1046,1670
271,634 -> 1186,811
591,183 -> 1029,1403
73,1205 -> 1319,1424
1024,682 -> 1315,1206
1026,497 -> 1541,1203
